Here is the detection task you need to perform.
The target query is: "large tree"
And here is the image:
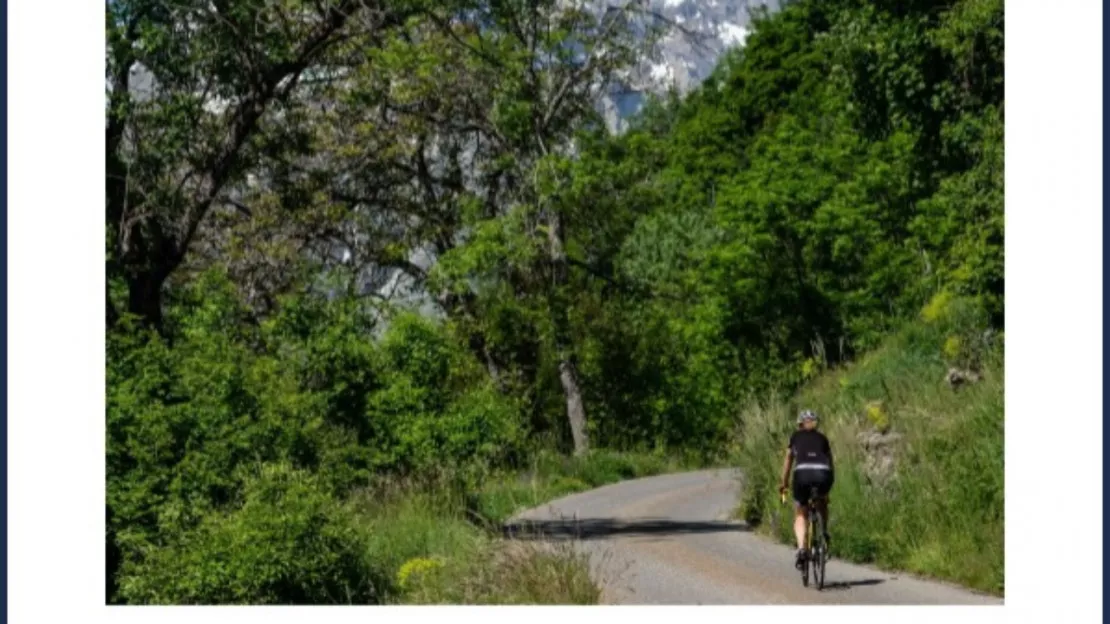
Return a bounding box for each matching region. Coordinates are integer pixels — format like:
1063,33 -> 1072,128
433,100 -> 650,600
407,0 -> 670,454
105,0 -> 414,328
312,0 -> 672,454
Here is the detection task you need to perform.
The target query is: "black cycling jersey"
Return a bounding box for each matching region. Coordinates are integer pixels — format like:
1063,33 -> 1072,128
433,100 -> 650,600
788,429 -> 833,472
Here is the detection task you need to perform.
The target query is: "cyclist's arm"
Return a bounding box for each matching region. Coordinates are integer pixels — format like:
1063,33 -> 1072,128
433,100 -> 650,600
779,447 -> 793,490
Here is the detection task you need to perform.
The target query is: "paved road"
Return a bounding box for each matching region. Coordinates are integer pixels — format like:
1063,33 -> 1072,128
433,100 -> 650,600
507,469 -> 1003,605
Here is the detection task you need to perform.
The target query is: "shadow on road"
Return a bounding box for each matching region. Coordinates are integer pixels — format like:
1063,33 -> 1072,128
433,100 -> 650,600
821,578 -> 887,591
502,517 -> 750,541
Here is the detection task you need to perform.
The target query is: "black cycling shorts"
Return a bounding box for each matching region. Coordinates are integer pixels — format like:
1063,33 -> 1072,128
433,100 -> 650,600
792,468 -> 833,506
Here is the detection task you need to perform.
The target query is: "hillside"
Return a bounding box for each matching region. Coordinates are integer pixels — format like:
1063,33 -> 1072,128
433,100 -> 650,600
733,293 -> 1004,593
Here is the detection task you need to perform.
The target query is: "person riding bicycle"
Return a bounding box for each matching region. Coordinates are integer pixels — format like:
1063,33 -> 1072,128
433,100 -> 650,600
778,409 -> 834,569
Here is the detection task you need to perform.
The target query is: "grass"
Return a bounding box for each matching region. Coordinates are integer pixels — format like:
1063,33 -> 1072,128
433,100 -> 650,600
395,539 -> 600,604
472,449 -> 698,524
349,449 -> 698,604
349,486 -> 599,604
731,297 -> 1004,595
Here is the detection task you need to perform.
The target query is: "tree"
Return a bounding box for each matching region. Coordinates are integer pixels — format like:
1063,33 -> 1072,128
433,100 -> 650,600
378,0 -> 672,454
105,0 -> 411,328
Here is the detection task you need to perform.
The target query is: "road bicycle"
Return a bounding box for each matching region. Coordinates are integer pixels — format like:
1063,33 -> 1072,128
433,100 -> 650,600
781,486 -> 829,590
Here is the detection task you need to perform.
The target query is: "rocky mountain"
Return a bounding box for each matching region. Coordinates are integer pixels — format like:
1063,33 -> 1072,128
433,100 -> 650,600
601,0 -> 781,131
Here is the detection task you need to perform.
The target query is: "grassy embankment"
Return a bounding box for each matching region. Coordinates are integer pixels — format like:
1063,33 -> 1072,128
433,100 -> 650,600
732,294 -> 1004,594
365,451 -> 694,603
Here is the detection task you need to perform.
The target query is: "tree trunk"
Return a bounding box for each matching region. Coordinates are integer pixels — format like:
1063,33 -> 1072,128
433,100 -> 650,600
467,329 -> 506,391
127,269 -> 167,330
106,288 -> 119,328
438,289 -> 508,390
546,210 -> 589,455
558,356 -> 589,455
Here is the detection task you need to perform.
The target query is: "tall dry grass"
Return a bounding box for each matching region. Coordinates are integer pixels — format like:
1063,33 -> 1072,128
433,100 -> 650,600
732,296 -> 1004,594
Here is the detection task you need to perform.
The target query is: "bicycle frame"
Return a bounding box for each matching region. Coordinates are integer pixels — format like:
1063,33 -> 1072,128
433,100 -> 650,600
782,485 -> 828,590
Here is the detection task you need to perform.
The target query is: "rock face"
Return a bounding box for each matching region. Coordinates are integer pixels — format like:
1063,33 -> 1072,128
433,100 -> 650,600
601,0 -> 782,132
646,0 -> 778,85
945,367 -> 982,389
857,430 -> 903,487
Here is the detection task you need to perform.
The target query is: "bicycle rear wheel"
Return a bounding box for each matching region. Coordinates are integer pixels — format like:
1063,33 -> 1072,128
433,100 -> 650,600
800,552 -> 810,587
811,510 -> 827,590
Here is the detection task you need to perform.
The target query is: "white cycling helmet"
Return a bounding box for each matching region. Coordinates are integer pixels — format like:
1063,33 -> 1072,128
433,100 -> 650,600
796,410 -> 819,424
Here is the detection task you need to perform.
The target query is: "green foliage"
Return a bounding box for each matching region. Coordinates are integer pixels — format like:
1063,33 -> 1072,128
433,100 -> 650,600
116,463 -> 387,604
732,302 -> 1003,593
108,271 -> 526,603
545,0 -> 1005,440
368,314 -> 525,475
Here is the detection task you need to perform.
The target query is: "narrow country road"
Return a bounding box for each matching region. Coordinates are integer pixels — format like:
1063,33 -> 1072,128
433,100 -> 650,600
507,469 -> 1002,605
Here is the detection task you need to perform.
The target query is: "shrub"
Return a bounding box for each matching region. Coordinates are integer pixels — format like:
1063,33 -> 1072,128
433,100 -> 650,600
106,280 -> 531,602
942,335 -> 963,361
397,557 -> 446,591
921,291 -> 954,324
364,314 -> 525,475
864,401 -> 890,433
116,464 -> 389,604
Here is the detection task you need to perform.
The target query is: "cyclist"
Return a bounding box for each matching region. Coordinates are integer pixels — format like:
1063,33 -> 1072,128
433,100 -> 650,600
778,409 -> 834,569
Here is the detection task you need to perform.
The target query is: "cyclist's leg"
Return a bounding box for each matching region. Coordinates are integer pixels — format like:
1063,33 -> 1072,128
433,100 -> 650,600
791,476 -> 809,550
793,506 -> 809,569
815,476 -> 832,543
793,502 -> 808,549
791,473 -> 813,567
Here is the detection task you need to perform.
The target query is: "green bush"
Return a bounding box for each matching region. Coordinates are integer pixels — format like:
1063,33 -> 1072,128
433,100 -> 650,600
116,464 -> 389,604
107,275 -> 529,603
